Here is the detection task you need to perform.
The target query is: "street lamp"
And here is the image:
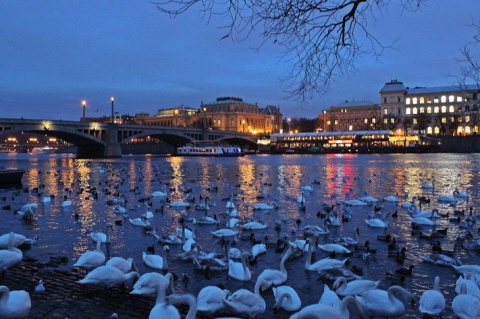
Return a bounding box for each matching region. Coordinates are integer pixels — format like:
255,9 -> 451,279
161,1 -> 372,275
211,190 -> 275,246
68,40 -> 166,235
242,120 -> 245,133
203,107 -> 207,129
287,118 -> 291,133
82,100 -> 86,120
111,97 -> 115,124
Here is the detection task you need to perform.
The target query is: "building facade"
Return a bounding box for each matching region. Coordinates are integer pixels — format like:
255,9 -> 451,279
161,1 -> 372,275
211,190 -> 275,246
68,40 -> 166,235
318,101 -> 381,132
134,97 -> 283,134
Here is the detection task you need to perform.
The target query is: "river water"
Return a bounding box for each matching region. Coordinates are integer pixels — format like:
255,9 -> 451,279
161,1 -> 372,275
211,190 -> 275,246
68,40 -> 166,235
1,152 -> 480,318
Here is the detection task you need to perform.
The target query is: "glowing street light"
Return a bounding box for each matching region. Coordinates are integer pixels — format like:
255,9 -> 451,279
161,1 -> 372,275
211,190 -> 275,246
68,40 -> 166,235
82,100 -> 87,120
242,120 -> 246,133
111,97 -> 115,124
287,118 -> 291,133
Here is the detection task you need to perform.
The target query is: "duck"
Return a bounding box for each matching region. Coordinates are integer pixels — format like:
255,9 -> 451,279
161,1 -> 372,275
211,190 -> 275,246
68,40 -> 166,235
76,265 -> 140,288
290,295 -> 364,319
0,232 -> 23,278
257,245 -> 292,288
228,251 -> 252,281
196,285 -> 231,316
419,276 -> 445,317
333,276 -> 380,296
73,238 -> 105,271
0,285 -> 31,319
105,257 -> 138,274
143,245 -> 169,270
222,279 -> 269,318
272,285 -> 302,312
355,285 -> 415,318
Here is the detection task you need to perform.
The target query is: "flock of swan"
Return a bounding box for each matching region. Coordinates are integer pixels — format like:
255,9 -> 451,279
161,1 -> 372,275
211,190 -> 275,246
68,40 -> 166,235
1,159 -> 480,319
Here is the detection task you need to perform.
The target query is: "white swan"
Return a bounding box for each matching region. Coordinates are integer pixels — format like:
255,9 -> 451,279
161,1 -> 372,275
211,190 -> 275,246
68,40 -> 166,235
129,215 -> 150,227
15,203 -> 38,219
242,221 -> 268,230
167,195 -> 191,208
151,185 -> 167,197
251,243 -> 267,260
454,188 -> 469,199
411,216 -> 436,226
90,224 -> 112,243
0,232 -> 36,248
455,274 -> 480,299
130,272 -> 174,297
164,293 -> 198,319
77,265 -> 139,288
422,181 -> 435,189
0,285 -> 31,319
211,228 -> 238,238
355,285 -> 415,318
419,276 -> 445,316
290,295 -> 363,319
334,228 -> 359,247
359,195 -> 378,203
344,199 -> 367,206
147,279 -> 180,319
105,257 -> 137,274
73,238 -> 105,271
318,243 -> 351,255
222,279 -> 269,318
365,216 -> 388,228
196,285 -> 231,316
305,238 -> 348,273
333,277 -> 380,296
318,284 -> 341,308
225,193 -> 235,209
452,264 -> 480,276
0,232 -> 23,276
253,202 -> 277,210
182,237 -> 197,252
143,246 -> 169,270
273,285 -> 302,312
384,195 -> 399,202
257,245 -> 292,288
452,282 -> 480,319
228,251 -> 252,281
437,195 -> 458,204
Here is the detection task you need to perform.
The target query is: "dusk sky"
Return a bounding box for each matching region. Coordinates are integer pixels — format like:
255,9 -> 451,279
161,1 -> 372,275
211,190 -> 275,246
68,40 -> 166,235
0,1 -> 478,120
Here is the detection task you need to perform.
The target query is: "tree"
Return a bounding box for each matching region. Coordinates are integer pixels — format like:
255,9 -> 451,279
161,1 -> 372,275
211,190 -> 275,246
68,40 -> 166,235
153,0 -> 423,99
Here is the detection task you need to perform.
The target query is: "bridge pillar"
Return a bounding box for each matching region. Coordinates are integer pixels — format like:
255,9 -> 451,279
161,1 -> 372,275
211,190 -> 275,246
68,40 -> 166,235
104,123 -> 122,158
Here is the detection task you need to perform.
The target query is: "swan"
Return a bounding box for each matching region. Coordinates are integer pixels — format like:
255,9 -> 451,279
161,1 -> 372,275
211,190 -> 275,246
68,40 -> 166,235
455,274 -> 480,299
344,199 -> 367,206
333,277 -> 380,296
305,238 -> 348,273
317,243 -> 351,255
143,245 -> 169,270
301,185 -> 314,192
421,242 -> 462,267
452,282 -> 480,319
147,279 -> 180,319
437,195 -> 458,204
90,224 -> 112,243
296,192 -> 306,204
228,251 -> 252,281
34,279 -> 45,293
365,214 -> 389,228
318,284 -> 341,308
151,185 -> 167,197
105,257 -> 137,274
384,195 -> 399,202
302,224 -> 329,236
211,228 -> 238,238
251,243 -> 267,260
242,221 -> 267,230
257,245 -> 292,288
252,202 -> 276,210
167,195 -> 191,208
452,264 -> 480,276
196,285 -> 231,316
222,279 -> 269,318
0,233 -> 23,276
454,188 -> 469,199
355,285 -> 415,318
129,215 -> 150,227
0,232 -> 36,248
77,265 -> 139,288
359,195 -> 378,203
182,237 -> 197,252
419,276 -> 445,316
15,203 -> 38,219
225,193 -> 235,209
422,181 -> 435,189
290,295 -> 363,319
130,272 -> 174,297
334,228 -> 359,247
411,216 -> 436,226
0,285 -> 31,319
176,223 -> 196,241
73,238 -> 105,271
273,285 -> 302,312
164,293 -> 198,319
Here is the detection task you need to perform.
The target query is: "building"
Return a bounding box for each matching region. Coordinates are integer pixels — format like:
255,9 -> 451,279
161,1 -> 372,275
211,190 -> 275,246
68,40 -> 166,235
380,80 -> 480,136
318,100 -> 381,132
134,97 -> 283,134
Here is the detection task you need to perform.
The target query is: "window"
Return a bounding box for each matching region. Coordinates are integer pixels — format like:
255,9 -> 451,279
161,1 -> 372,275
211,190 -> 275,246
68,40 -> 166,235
383,118 -> 388,124
449,105 -> 455,113
398,108 -> 401,114
441,96 -> 447,103
427,127 -> 432,134
406,108 -> 411,115
449,95 -> 455,102
413,107 -> 418,115
397,96 -> 401,103
383,108 -> 388,115
427,106 -> 432,114
434,126 -> 440,134
434,106 -> 440,113
364,118 -> 368,124
420,107 -> 425,113
441,106 -> 447,113
420,97 -> 425,104
406,98 -> 411,105
427,97 -> 432,103
412,97 -> 418,104
457,96 -> 463,102
390,118 -> 395,123
383,98 -> 387,103
441,117 -> 446,123
413,118 -> 417,124
434,97 -> 439,103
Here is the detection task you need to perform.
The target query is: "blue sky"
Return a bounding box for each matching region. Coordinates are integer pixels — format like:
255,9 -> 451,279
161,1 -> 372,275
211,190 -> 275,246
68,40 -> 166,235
0,1 -> 478,120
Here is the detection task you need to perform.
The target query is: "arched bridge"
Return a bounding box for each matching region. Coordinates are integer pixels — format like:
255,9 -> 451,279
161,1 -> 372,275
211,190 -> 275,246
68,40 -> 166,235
0,118 -> 257,158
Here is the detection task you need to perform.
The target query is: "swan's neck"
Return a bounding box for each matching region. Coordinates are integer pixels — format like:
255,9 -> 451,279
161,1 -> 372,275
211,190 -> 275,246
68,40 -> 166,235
279,248 -> 291,274
305,240 -> 312,268
162,248 -> 169,269
95,238 -> 102,252
241,254 -> 249,275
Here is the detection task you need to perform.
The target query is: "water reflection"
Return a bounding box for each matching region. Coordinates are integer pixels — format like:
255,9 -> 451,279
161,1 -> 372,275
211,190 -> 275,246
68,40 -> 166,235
1,153 -> 480,318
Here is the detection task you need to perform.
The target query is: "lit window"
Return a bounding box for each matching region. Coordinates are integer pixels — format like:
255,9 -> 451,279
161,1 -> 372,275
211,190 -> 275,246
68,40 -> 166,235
441,117 -> 446,123
420,107 -> 425,113
412,97 -> 418,104
434,126 -> 440,134
441,96 -> 447,103
427,127 -> 432,134
364,119 -> 368,124
413,118 -> 417,124
406,108 -> 411,115
390,118 -> 395,123
406,98 -> 411,105
383,108 -> 388,115
457,96 -> 463,102
383,118 -> 388,124
449,95 -> 455,102
441,106 -> 447,113
413,107 -> 418,115
427,107 -> 432,114
420,97 -> 425,104
466,115 -> 470,122
434,97 -> 439,103
449,105 -> 455,113
427,97 -> 432,103
434,106 -> 440,113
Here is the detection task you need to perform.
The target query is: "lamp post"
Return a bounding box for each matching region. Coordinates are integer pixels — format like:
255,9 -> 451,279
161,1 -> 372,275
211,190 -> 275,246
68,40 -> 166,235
111,97 -> 115,124
287,118 -> 291,133
203,107 -> 207,129
242,120 -> 245,133
82,100 -> 86,120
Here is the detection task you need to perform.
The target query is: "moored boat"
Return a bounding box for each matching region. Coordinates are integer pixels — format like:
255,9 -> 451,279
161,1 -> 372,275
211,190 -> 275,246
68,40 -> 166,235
176,144 -> 244,157
0,169 -> 25,185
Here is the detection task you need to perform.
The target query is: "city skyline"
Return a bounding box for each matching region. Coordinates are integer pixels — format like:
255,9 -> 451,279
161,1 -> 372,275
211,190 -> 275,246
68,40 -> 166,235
0,1 -> 478,120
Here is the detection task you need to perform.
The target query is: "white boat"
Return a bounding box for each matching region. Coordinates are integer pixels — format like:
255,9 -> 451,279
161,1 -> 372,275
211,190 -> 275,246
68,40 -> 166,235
31,146 -> 56,154
176,144 -> 244,157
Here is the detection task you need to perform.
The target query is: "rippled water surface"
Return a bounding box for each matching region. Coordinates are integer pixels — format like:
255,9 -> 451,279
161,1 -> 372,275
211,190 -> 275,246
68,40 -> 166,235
1,152 -> 480,318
